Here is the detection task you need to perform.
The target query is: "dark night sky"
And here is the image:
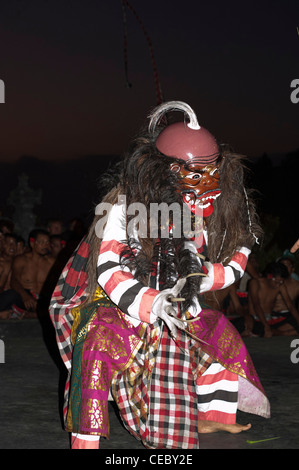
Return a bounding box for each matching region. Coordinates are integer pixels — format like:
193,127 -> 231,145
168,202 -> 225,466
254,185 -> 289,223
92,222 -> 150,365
0,0 -> 298,164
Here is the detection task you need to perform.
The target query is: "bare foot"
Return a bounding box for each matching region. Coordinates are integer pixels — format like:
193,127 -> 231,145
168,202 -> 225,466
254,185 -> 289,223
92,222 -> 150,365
198,420 -> 251,434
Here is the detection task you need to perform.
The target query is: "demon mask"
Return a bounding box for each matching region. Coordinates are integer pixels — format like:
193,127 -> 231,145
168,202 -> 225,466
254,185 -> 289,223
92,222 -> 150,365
149,101 -> 222,217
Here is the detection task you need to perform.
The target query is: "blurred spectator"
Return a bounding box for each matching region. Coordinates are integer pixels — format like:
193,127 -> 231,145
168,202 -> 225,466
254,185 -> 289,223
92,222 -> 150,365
0,219 -> 14,257
64,217 -> 85,242
16,235 -> 26,255
62,217 -> 86,255
238,253 -> 261,298
278,251 -> 299,281
245,253 -> 262,280
204,283 -> 255,337
0,218 -> 14,234
50,234 -> 66,258
248,262 -> 299,337
204,283 -> 242,316
274,257 -> 299,311
40,234 -> 68,306
0,233 -> 17,293
47,218 -> 63,236
0,232 -> 3,257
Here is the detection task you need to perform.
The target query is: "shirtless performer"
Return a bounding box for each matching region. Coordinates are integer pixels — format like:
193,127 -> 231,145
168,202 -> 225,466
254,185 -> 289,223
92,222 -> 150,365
0,229 -> 55,318
0,220 -> 14,257
248,262 -> 299,337
0,233 -> 17,293
204,283 -> 255,337
273,257 -> 299,316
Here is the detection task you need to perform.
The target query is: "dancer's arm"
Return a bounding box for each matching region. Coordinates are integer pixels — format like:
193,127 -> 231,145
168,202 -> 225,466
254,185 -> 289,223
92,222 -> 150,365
199,247 -> 251,293
97,203 -> 159,323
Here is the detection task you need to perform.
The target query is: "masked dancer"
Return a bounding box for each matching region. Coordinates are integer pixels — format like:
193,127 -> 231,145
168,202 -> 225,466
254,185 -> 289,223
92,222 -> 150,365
50,101 -> 270,449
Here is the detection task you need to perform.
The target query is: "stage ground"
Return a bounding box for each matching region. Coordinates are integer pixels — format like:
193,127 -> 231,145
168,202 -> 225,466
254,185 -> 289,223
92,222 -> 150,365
0,318 -> 298,450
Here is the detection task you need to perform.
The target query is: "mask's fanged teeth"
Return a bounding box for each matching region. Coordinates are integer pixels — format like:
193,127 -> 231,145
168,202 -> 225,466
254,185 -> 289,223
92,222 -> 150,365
198,192 -> 221,204
198,202 -> 210,208
184,193 -> 196,204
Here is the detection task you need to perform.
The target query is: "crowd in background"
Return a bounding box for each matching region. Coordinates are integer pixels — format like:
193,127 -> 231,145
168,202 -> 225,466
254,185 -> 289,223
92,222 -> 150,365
203,249 -> 299,338
0,217 -> 86,320
0,215 -> 299,338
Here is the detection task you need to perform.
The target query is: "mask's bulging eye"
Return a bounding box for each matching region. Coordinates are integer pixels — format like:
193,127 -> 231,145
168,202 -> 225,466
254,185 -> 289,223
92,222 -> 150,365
192,174 -> 201,180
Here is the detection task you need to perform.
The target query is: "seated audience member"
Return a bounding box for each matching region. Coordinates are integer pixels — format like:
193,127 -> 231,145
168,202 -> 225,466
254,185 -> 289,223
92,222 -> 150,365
235,253 -> 262,323
279,253 -> 299,281
0,219 -> 14,256
275,256 -> 299,310
0,219 -> 14,235
248,262 -> 299,337
63,217 -> 85,243
0,229 -> 55,319
0,232 -> 3,257
16,235 -> 26,255
204,282 -> 255,337
0,233 -> 17,293
238,254 -> 260,290
50,234 -> 66,258
40,234 -> 68,303
245,253 -> 261,281
47,218 -> 63,236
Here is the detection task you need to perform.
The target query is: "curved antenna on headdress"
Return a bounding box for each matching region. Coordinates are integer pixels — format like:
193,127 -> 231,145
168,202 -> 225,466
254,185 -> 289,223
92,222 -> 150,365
121,0 -> 163,105
148,100 -> 201,133
121,1 -> 132,89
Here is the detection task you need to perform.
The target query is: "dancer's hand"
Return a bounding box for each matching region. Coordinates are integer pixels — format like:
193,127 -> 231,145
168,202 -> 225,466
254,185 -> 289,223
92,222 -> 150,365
151,278 -> 186,337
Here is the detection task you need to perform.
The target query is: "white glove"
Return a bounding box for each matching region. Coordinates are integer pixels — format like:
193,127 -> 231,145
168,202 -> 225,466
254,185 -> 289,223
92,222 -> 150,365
151,278 -> 187,337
